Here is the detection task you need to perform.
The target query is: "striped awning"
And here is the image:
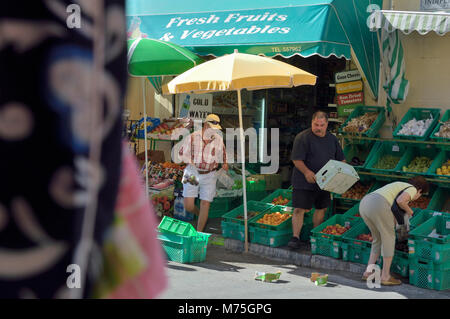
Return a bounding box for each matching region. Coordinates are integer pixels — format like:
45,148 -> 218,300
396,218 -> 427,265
369,10 -> 450,36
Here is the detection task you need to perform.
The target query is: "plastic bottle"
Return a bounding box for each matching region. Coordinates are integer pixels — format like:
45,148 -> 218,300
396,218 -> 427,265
180,95 -> 191,118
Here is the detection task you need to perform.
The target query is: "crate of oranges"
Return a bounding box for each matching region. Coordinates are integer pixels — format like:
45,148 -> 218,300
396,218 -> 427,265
249,206 -> 292,231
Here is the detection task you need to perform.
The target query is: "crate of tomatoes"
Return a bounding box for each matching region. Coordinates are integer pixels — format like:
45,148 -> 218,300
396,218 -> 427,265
310,214 -> 363,259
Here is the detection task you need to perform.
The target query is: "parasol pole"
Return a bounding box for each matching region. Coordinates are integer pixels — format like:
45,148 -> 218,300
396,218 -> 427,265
237,89 -> 249,253
142,78 -> 149,197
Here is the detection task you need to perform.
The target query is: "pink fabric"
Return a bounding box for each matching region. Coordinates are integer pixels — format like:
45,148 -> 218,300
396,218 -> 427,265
108,143 -> 167,299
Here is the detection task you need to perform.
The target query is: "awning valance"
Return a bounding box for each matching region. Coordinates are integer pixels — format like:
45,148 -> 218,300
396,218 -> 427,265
126,0 -> 382,99
369,10 -> 450,36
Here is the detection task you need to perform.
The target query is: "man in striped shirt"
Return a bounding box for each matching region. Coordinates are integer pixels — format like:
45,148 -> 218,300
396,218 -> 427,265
178,114 -> 228,232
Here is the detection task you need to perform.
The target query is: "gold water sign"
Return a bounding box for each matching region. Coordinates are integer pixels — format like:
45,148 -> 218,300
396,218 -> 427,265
336,80 -> 363,95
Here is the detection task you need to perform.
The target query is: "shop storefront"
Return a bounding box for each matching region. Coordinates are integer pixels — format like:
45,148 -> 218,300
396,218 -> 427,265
126,0 -> 382,184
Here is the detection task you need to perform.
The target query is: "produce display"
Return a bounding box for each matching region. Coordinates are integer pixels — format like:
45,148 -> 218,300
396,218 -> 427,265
256,212 -> 291,226
149,118 -> 192,139
397,116 -> 434,137
341,182 -> 372,200
356,233 -> 373,242
402,156 -> 433,173
271,195 -> 290,206
321,224 -> 350,236
436,159 -> 450,176
434,120 -> 450,138
342,113 -> 379,133
142,161 -> 186,185
373,155 -> 401,170
409,196 -> 431,209
236,211 -> 260,220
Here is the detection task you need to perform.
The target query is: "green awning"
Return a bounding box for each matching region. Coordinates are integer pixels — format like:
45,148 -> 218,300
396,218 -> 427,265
369,10 -> 450,36
126,0 -> 382,98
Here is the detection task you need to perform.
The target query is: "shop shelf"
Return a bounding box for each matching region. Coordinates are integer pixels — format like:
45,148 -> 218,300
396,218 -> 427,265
261,189 -> 293,207
221,201 -> 273,232
158,231 -> 211,264
408,215 -> 450,265
310,214 -> 363,259
338,106 -> 386,140
365,141 -> 408,177
396,146 -> 440,178
428,150 -> 450,187
409,257 -> 450,291
430,109 -> 450,150
393,107 -> 441,142
343,142 -> 378,172
249,226 -> 292,247
249,205 -> 293,231
158,216 -> 197,237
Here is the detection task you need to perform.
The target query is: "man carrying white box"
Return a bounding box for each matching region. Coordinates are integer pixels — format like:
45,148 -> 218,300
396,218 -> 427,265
288,111 -> 346,250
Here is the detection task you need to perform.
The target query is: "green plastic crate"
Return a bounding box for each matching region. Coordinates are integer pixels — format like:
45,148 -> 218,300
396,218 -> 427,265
158,216 -> 197,237
428,150 -> 450,187
410,209 -> 433,231
261,189 -> 293,207
244,190 -> 269,202
300,221 -> 314,242
246,177 -> 266,192
222,201 -> 273,225
392,250 -> 410,277
430,109 -> 450,150
428,187 -> 450,213
342,203 -> 362,221
409,258 -> 450,291
343,142 -> 378,172
249,226 -> 292,247
365,141 -> 408,177
341,221 -> 373,264
397,146 -> 440,178
249,205 -> 293,231
157,231 -> 211,263
334,180 -> 374,208
196,196 -> 241,218
221,220 -> 246,241
338,106 -> 386,140
310,214 -> 363,259
393,107 -> 441,142
408,215 -> 450,265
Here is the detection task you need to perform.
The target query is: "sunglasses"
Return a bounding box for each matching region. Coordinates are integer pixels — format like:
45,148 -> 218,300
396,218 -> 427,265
207,120 -> 220,125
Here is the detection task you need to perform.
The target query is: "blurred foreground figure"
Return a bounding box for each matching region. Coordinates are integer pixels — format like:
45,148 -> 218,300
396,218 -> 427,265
0,1 -> 166,298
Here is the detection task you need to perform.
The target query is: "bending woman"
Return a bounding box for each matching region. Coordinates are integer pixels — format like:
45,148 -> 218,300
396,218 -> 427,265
359,176 -> 429,286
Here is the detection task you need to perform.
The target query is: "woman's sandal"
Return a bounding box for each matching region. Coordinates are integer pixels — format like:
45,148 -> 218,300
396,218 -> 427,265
361,272 -> 371,281
381,276 -> 402,286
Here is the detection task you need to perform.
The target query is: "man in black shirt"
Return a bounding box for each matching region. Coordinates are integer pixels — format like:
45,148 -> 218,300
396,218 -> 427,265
288,111 -> 345,249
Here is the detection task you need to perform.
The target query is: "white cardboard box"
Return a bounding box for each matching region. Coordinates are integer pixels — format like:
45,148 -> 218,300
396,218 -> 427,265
315,160 -> 359,194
